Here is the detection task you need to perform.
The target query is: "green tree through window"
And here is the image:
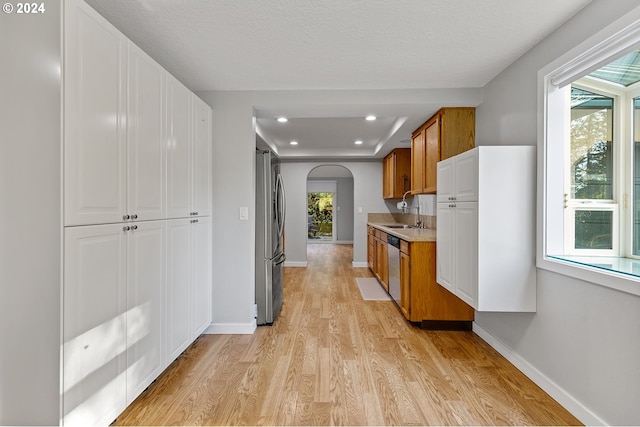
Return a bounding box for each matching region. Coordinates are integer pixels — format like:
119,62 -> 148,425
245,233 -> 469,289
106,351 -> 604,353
308,192 -> 333,239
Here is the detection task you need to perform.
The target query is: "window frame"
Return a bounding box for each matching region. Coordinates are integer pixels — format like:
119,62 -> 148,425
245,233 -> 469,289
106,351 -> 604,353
565,81 -> 619,256
538,6 -> 640,297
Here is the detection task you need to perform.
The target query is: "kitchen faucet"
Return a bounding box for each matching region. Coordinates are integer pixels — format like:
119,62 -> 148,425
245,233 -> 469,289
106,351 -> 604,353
399,191 -> 422,228
400,190 -> 412,213
407,205 -> 422,228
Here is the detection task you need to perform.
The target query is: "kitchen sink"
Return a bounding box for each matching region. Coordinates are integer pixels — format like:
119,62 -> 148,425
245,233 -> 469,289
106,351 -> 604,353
383,224 -> 415,229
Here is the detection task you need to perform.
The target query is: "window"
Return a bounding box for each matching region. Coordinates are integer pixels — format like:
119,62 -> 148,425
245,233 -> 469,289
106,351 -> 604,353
566,85 -> 617,255
634,97 -> 640,255
539,9 -> 640,296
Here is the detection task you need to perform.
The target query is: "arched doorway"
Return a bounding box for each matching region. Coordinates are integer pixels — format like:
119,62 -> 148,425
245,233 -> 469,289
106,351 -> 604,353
307,165 -> 354,244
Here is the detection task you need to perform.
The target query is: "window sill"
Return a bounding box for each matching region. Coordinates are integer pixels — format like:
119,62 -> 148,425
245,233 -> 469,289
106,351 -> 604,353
539,255 -> 640,297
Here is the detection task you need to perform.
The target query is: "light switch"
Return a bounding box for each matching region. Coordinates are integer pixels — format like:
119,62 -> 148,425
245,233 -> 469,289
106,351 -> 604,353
357,206 -> 363,214
239,206 -> 249,220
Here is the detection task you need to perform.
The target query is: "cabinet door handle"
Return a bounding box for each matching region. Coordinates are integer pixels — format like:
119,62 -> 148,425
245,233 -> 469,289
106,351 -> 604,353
123,214 -> 130,220
123,226 -> 130,231
131,214 -> 138,220
132,225 -> 138,230
194,211 -> 199,216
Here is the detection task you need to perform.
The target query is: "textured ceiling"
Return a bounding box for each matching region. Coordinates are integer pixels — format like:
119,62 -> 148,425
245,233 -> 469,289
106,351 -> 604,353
85,0 -> 592,158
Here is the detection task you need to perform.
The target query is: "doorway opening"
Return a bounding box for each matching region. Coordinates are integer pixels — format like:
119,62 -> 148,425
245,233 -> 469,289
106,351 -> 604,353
308,192 -> 334,240
307,165 -> 354,246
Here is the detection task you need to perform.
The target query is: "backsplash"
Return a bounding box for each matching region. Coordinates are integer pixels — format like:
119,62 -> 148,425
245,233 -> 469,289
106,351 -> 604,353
368,212 -> 436,229
372,194 -> 437,229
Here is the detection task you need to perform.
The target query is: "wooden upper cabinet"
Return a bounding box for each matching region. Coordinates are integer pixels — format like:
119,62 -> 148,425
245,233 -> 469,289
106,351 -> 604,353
440,108 -> 476,160
424,116 -> 440,193
411,107 -> 475,195
382,148 -> 412,199
410,130 -> 425,195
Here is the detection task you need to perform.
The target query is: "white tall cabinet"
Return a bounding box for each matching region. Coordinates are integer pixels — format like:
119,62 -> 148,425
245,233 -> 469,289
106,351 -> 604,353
62,0 -> 213,425
127,43 -> 166,222
64,1 -> 127,227
63,224 -> 128,427
436,146 -> 536,312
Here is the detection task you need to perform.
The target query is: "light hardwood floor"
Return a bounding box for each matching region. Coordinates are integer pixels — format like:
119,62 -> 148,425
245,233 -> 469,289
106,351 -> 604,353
114,243 -> 581,426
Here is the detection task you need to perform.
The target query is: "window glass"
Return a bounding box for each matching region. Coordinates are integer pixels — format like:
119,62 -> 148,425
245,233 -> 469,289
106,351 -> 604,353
575,210 -> 613,249
570,87 -> 614,200
634,97 -> 640,255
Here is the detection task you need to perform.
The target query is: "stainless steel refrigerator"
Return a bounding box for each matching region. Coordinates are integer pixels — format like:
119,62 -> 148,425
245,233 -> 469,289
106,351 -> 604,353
255,150 -> 286,325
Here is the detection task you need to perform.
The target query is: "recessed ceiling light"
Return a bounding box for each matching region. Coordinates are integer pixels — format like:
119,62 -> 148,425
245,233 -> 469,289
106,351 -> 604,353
290,140 -> 298,145
354,140 -> 363,145
365,115 -> 376,121
277,117 -> 288,123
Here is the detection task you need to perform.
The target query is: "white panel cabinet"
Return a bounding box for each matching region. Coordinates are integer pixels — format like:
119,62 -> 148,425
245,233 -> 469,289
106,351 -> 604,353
63,224 -> 127,427
125,220 -> 165,404
165,80 -> 213,219
166,217 -> 212,363
192,216 -> 212,337
63,221 -> 167,425
65,0 -> 168,226
436,146 -> 536,312
64,0 -> 127,226
435,203 -> 455,292
62,0 -> 212,424
127,42 -> 165,222
165,218 -> 192,361
165,75 -> 192,219
191,96 -> 213,218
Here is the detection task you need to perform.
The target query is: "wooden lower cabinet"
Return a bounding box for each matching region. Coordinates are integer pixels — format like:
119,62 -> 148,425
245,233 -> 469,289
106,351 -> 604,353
367,225 -> 474,328
367,226 -> 388,291
399,250 -> 411,318
374,231 -> 388,291
367,226 -> 375,270
401,240 -> 474,325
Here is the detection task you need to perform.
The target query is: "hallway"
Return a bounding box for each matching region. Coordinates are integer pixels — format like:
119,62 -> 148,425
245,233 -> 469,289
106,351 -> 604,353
114,244 -> 580,426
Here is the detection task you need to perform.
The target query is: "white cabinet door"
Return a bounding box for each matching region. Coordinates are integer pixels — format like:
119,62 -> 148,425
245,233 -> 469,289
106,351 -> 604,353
63,224 -> 127,427
454,202 -> 478,306
191,216 -> 212,337
64,0 -> 127,226
165,75 -> 191,219
165,218 -> 191,362
454,149 -> 478,202
126,220 -> 164,404
127,42 -> 165,221
191,96 -> 212,217
436,204 -> 455,292
436,157 -> 454,203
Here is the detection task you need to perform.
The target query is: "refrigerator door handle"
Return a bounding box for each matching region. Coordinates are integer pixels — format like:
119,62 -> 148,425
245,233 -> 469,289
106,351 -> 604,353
273,251 -> 286,266
275,173 -> 286,239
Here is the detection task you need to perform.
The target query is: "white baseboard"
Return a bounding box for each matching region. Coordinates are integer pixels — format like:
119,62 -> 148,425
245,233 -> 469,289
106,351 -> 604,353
352,261 -> 368,268
284,261 -> 307,267
205,321 -> 256,335
472,322 -> 606,426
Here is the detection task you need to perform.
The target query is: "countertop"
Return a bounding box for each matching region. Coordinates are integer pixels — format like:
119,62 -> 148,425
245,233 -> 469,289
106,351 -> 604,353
367,222 -> 436,242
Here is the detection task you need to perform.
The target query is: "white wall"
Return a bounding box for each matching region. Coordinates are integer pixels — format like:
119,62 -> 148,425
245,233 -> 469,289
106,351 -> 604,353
283,162 -> 387,266
335,177 -> 354,242
475,1 -> 640,425
197,88 -> 481,333
0,1 -> 61,424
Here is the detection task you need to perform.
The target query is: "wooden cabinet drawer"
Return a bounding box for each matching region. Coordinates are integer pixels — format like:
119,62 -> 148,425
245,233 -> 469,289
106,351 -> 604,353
400,239 -> 410,255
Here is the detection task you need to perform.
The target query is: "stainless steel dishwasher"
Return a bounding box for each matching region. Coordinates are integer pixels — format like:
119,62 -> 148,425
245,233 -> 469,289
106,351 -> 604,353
387,234 -> 401,304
